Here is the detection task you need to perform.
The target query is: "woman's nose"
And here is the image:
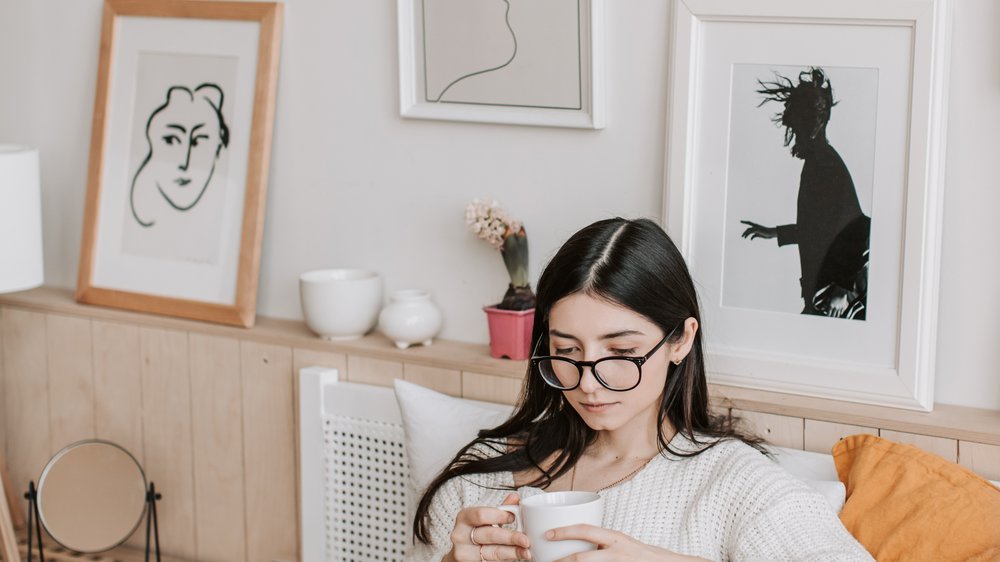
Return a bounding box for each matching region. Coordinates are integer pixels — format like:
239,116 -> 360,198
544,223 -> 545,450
578,365 -> 602,393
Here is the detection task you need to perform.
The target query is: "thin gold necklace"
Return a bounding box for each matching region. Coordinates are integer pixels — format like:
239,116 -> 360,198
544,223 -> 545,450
570,455 -> 657,493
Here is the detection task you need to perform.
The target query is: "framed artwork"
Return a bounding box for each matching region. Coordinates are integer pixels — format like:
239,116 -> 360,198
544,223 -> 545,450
0,463 -> 17,562
397,0 -> 605,129
663,0 -> 951,410
77,0 -> 283,327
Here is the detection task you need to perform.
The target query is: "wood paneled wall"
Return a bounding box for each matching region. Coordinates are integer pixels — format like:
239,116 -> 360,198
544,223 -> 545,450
0,305 -> 530,561
1,309 -> 300,561
730,409 -> 1000,478
1,291 -> 999,561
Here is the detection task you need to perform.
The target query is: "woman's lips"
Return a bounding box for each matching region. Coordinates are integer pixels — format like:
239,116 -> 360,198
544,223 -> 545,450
580,402 -> 617,413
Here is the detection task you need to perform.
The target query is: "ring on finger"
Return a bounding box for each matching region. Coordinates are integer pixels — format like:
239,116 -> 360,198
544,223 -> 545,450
470,525 -> 481,545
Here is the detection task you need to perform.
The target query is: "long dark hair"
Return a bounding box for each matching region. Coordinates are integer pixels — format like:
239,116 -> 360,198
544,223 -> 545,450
757,67 -> 836,154
413,218 -> 763,543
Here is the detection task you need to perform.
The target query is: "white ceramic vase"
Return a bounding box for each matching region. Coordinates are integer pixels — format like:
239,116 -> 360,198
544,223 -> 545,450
378,290 -> 443,349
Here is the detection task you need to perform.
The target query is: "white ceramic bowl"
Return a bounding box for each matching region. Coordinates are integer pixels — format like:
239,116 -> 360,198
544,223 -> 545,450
299,269 -> 383,340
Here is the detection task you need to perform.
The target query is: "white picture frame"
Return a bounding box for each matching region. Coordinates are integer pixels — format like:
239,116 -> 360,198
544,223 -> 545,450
397,0 -> 605,129
76,0 -> 283,328
663,0 -> 952,411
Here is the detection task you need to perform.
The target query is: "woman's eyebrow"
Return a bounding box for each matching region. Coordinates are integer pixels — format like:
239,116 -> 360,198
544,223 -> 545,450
549,329 -> 645,340
167,124 -> 186,133
549,329 -> 578,341
600,330 -> 645,340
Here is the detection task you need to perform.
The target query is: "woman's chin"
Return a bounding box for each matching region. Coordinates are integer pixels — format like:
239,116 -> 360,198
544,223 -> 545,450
573,409 -> 622,431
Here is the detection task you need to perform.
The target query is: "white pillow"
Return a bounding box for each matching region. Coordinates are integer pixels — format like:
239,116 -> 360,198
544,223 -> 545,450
770,446 -> 839,480
770,446 -> 846,513
393,379 -> 513,492
393,380 -> 855,512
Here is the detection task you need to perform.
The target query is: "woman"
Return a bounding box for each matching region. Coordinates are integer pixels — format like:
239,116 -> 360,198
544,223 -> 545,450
408,218 -> 872,561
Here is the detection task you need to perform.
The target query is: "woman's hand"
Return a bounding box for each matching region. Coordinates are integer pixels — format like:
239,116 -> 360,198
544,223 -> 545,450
446,493 -> 532,562
546,525 -> 709,561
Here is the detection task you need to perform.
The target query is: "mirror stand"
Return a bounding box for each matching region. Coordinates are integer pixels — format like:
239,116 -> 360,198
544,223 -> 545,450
24,480 -> 162,562
143,483 -> 162,562
24,481 -> 44,562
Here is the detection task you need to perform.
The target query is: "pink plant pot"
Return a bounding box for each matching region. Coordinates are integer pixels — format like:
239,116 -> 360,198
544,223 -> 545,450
483,306 -> 535,360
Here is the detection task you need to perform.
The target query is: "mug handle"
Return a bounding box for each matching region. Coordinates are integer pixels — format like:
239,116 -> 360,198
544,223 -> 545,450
496,504 -> 522,532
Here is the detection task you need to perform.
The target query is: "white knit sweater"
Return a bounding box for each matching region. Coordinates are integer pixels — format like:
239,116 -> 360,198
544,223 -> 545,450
405,434 -> 873,562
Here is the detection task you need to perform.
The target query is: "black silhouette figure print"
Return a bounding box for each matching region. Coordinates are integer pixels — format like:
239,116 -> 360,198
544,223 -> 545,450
740,68 -> 871,320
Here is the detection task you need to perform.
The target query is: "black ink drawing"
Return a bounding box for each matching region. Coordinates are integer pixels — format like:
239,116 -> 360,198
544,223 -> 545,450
740,68 -> 871,320
130,83 -> 230,227
428,0 -> 518,102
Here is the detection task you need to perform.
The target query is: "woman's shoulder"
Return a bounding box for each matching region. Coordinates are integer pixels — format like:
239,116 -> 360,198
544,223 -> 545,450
433,457 -> 512,511
463,436 -> 559,490
677,436 -> 830,521
440,438 -> 514,491
667,434 -> 796,487
667,432 -> 767,463
464,438 -> 510,459
700,438 -> 791,481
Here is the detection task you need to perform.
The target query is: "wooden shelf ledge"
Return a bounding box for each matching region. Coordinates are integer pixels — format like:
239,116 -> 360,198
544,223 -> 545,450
710,384 -> 1000,445
2,286 -> 998,445
0,286 -> 526,378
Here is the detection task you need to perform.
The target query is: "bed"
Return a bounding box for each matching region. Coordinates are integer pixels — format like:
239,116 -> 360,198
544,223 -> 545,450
297,366 -> 1000,561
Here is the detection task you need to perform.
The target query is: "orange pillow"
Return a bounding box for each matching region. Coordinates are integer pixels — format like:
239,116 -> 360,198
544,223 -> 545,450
833,434 -> 1000,561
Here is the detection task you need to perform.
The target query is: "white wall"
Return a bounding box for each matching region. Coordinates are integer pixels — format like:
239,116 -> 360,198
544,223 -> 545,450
0,1 -> 997,411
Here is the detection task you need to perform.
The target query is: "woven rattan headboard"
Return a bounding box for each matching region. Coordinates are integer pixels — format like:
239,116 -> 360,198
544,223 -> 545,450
298,366 -> 411,562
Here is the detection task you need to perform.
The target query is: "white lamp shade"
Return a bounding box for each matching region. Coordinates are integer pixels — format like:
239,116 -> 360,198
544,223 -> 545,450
0,145 -> 44,293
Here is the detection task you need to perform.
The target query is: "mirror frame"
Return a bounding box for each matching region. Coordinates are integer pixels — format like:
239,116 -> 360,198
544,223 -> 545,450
37,439 -> 148,553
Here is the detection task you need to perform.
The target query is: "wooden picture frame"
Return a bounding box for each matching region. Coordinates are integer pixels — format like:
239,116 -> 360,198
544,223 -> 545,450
0,462 -> 19,562
76,0 -> 283,327
663,0 -> 951,410
397,0 -> 605,129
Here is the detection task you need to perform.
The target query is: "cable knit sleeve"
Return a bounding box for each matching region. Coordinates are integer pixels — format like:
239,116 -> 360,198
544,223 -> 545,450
404,476 -> 462,562
404,466 -> 514,562
732,491 -> 873,561
725,447 -> 873,562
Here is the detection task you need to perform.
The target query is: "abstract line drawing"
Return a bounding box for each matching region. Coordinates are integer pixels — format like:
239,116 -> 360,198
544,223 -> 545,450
429,0 -> 518,102
418,0 -> 583,111
129,83 -> 230,227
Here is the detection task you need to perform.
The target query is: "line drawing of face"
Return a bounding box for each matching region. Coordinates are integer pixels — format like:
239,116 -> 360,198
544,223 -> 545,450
130,83 -> 230,227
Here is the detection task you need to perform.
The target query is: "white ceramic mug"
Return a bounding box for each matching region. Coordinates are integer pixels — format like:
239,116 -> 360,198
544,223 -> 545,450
498,491 -> 603,562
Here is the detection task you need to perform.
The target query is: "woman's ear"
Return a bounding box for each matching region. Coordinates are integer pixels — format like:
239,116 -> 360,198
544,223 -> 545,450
670,317 -> 699,364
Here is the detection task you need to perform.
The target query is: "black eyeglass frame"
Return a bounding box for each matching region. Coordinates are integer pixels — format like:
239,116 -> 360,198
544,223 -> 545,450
529,325 -> 680,392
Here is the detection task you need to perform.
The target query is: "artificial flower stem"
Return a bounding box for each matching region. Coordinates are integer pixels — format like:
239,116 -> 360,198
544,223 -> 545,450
502,227 -> 530,288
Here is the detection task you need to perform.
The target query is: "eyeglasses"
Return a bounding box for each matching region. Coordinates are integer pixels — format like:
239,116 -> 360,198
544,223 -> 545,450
530,327 -> 677,392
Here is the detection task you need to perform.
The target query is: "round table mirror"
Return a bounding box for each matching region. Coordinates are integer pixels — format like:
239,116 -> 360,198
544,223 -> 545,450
37,439 -> 147,553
